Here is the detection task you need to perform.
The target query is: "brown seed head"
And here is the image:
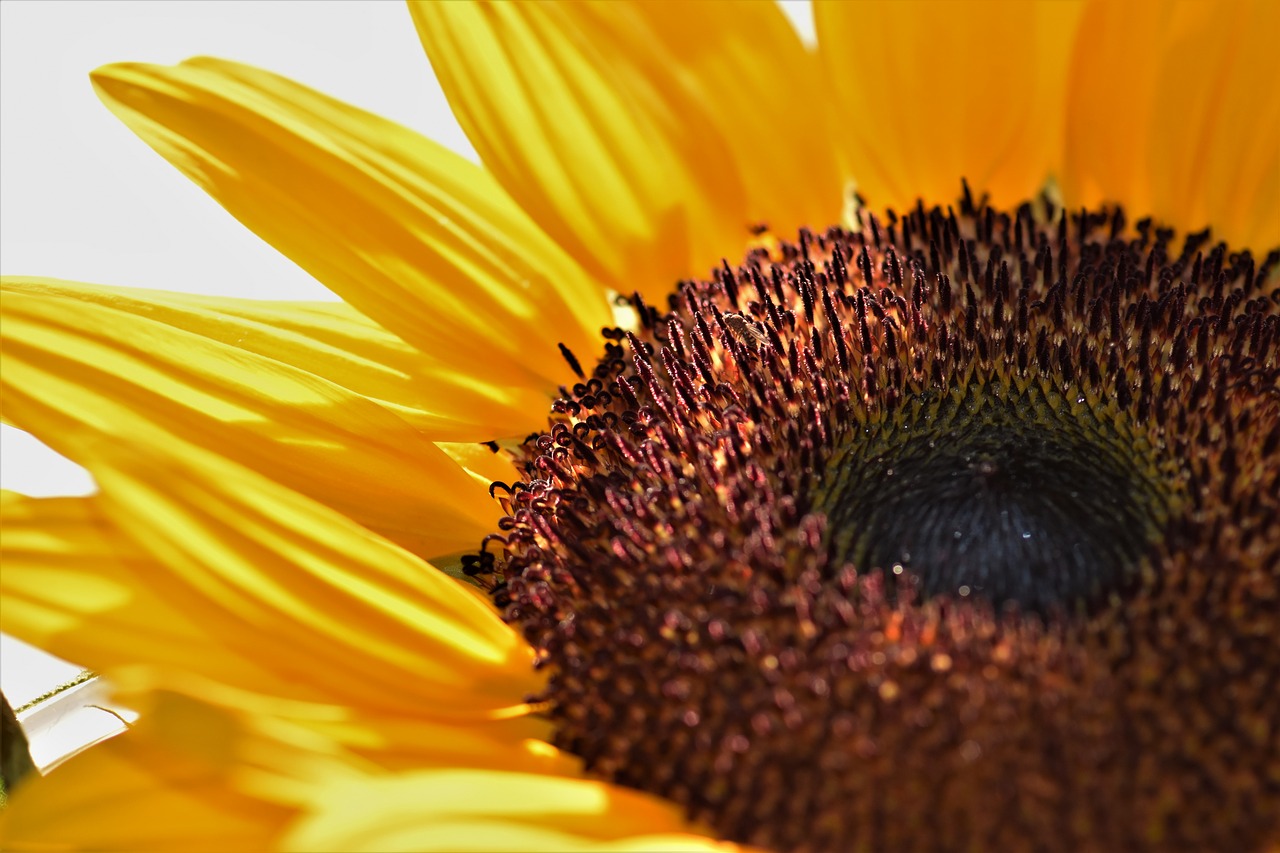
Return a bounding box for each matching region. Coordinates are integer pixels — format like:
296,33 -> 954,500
467,195 -> 1280,852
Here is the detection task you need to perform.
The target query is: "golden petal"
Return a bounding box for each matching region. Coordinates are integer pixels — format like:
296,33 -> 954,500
91,57 -> 611,393
82,439 -> 542,719
5,277 -> 549,440
436,440 -> 523,496
411,0 -> 750,297
814,0 -> 1083,209
613,0 -> 843,234
1063,0 -> 1279,249
0,691 -> 300,851
1,468 -> 537,720
0,279 -> 502,557
1,491 -> 288,694
105,671 -> 569,780
281,768 -> 735,853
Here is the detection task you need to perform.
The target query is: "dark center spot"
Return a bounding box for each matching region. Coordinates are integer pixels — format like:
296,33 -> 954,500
821,386 -> 1174,614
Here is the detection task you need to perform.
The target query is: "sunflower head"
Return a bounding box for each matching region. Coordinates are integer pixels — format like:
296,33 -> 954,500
472,193 -> 1280,850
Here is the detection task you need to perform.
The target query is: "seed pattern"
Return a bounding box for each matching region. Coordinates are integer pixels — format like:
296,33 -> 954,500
468,194 -> 1280,851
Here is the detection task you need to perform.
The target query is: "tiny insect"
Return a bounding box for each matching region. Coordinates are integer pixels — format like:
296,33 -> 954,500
723,312 -> 769,348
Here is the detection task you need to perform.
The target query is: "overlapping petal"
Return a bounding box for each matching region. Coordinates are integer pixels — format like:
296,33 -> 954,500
93,437 -> 538,718
411,1 -> 750,298
1,490 -> 287,692
90,57 -> 612,397
0,428 -> 541,718
0,278 -> 504,557
612,0 -> 842,235
0,690 -> 304,851
1063,0 -> 1279,249
814,0 -> 1083,210
282,768 -> 740,853
4,277 -> 549,440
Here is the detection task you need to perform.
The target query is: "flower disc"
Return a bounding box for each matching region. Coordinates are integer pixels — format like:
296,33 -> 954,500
471,196 -> 1280,851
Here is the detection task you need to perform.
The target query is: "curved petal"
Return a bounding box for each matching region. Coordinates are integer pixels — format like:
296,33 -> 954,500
5,277 -> 547,440
411,1 -> 750,297
90,57 -> 612,395
0,471 -> 536,720
281,768 -> 737,853
105,672 -> 571,782
0,691 -> 300,851
1,494 -> 557,777
81,438 -> 541,719
1,490 -> 289,694
616,0 -> 843,235
0,279 -> 502,557
1062,0 -> 1279,250
814,0 -> 1084,210
436,441 -> 523,496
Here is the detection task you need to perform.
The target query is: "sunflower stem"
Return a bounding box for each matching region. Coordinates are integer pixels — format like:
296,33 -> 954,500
1,690 -> 40,805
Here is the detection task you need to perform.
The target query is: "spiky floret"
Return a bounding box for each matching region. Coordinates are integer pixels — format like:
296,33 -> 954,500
469,194 -> 1280,851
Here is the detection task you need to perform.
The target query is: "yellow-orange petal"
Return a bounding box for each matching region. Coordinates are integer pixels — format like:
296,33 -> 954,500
612,0 -> 843,234
0,691 -> 300,851
281,768 -> 737,853
103,670 -> 571,781
82,438 -> 541,719
1,490 -> 290,693
1063,0 -> 1279,250
436,440 -> 523,496
0,471 -> 537,721
0,278 -> 501,557
411,1 -> 750,298
3,277 -> 547,440
814,0 -> 1083,210
90,57 -> 612,395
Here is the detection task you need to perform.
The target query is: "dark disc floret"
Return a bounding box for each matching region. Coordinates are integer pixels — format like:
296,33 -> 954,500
467,191 -> 1280,852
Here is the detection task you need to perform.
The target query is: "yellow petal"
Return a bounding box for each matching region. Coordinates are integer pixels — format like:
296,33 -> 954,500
613,0 -> 843,234
0,279 -> 501,558
0,691 -> 299,851
411,1 -> 750,297
5,276 -> 550,440
814,0 -> 1083,210
91,57 -> 612,394
0,472 -> 536,721
1,489 -> 553,768
1,490 -> 288,694
436,440 -> 522,496
84,438 -> 541,719
1063,0 -> 1279,250
105,671 -> 571,782
282,768 -> 732,853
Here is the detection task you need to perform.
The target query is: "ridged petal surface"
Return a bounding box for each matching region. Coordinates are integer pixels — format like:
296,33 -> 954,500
282,768 -> 741,853
94,439 -> 539,717
563,1 -> 842,237
815,0 -> 1083,209
0,434 -> 540,719
91,57 -> 611,400
0,691 -> 301,851
1062,0 -> 1279,249
412,1 -> 751,298
1,491 -> 285,693
4,277 -> 548,440
0,278 -> 501,557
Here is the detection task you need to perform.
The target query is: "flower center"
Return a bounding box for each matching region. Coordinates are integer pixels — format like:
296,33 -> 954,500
468,193 -> 1279,851
818,379 -> 1176,615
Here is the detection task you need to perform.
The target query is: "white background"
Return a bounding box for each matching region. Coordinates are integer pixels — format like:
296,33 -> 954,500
0,0 -> 813,713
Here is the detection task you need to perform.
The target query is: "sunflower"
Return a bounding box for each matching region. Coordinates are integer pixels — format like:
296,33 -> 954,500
1,1 -> 1277,851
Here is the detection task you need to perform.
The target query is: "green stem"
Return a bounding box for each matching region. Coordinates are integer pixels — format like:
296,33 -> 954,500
1,690 -> 40,804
